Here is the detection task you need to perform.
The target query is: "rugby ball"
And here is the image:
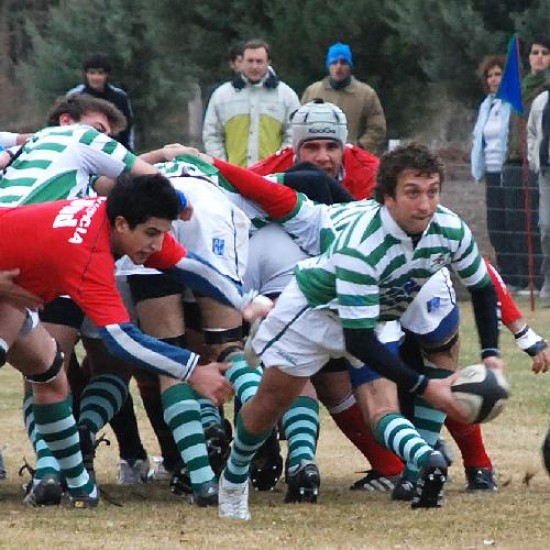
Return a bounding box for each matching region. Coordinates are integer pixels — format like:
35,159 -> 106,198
451,364 -> 510,423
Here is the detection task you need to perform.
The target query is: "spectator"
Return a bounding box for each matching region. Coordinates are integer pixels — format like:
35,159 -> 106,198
68,52 -> 135,151
302,42 -> 386,155
471,55 -> 513,284
501,37 -> 550,293
202,39 -> 300,167
228,42 -> 244,75
528,41 -> 550,302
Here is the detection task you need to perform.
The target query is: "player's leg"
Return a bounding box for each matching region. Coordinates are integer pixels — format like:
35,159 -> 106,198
130,279 -> 219,506
312,363 -> 404,492
7,314 -> 98,508
20,298 -> 83,503
219,280 -> 334,520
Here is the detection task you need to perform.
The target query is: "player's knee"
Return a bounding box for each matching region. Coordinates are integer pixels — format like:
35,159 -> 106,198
203,326 -> 243,347
25,343 -> 64,384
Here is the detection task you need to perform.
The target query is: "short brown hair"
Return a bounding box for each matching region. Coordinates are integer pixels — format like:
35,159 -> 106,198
477,55 -> 506,93
243,39 -> 270,59
46,94 -> 127,135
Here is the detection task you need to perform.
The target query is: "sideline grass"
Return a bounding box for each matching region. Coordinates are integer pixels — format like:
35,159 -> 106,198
1,300 -> 550,549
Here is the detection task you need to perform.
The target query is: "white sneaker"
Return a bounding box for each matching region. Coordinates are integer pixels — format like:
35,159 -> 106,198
117,457 -> 150,485
147,457 -> 172,482
218,473 -> 251,521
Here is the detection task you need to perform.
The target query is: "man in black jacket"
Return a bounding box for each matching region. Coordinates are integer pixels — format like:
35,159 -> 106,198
68,53 -> 135,150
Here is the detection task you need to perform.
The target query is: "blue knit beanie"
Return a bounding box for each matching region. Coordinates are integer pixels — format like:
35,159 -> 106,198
326,42 -> 353,69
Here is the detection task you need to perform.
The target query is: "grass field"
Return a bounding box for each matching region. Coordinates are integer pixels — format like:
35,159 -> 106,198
1,299 -> 550,549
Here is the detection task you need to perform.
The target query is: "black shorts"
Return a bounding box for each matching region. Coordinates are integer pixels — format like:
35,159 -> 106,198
127,274 -> 184,304
39,297 -> 85,329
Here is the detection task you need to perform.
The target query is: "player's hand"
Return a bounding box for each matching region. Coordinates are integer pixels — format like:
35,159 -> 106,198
482,355 -> 504,372
532,347 -> 550,374
422,375 -> 471,423
179,201 -> 194,221
0,150 -> 11,170
187,362 -> 234,406
241,294 -> 273,322
0,269 -> 43,310
162,143 -> 200,161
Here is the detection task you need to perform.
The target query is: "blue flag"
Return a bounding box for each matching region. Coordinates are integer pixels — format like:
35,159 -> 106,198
496,34 -> 524,114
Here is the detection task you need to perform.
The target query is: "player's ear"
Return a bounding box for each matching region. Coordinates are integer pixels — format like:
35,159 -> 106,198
113,215 -> 130,233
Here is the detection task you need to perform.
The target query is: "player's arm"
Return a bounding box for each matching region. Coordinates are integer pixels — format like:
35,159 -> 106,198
343,327 -> 468,421
209,157 -> 299,219
468,281 -> 503,371
485,259 -> 549,372
92,155 -> 158,196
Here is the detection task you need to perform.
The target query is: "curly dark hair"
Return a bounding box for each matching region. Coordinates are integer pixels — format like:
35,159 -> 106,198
46,94 -> 127,135
374,141 -> 444,203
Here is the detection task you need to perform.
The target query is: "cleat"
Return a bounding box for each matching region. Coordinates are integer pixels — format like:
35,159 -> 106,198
465,467 -> 497,492
350,469 -> 401,492
78,425 -> 110,483
189,479 -> 219,507
434,438 -> 454,467
218,472 -> 250,520
411,451 -> 447,509
285,460 -> 320,503
205,421 -> 232,477
23,473 -> 63,507
148,457 -> 172,482
169,465 -> 193,496
250,429 -> 283,491
391,476 -> 416,501
117,457 -> 150,486
70,488 -> 100,509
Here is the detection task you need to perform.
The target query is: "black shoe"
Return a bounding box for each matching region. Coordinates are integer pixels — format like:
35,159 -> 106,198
169,465 -> 193,496
189,479 -> 219,507
70,488 -> 100,509
23,473 -> 63,507
285,460 -> 320,503
465,467 -> 497,492
543,427 -> 550,475
78,425 -> 110,483
0,449 -> 6,480
250,429 -> 283,491
391,476 -> 416,501
350,470 -> 401,492
411,451 -> 447,509
205,421 -> 232,477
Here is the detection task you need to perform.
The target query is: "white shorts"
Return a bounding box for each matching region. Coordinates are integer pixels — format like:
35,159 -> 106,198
252,279 -> 401,377
253,268 -> 459,377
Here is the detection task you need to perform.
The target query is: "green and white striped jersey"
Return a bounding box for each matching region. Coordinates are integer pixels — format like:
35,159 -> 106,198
293,201 -> 489,330
0,124 -> 136,207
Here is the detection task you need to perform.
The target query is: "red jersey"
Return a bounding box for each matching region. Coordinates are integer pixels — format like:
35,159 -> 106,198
0,197 -> 185,327
249,144 -> 380,200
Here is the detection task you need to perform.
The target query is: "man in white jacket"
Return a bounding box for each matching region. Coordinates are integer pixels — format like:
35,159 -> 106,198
202,39 -> 300,167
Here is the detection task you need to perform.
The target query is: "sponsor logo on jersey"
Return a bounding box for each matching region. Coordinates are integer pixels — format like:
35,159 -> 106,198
212,238 -> 225,256
52,197 -> 105,244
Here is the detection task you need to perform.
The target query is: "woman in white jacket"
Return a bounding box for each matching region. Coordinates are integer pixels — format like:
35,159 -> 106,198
471,55 -> 513,285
